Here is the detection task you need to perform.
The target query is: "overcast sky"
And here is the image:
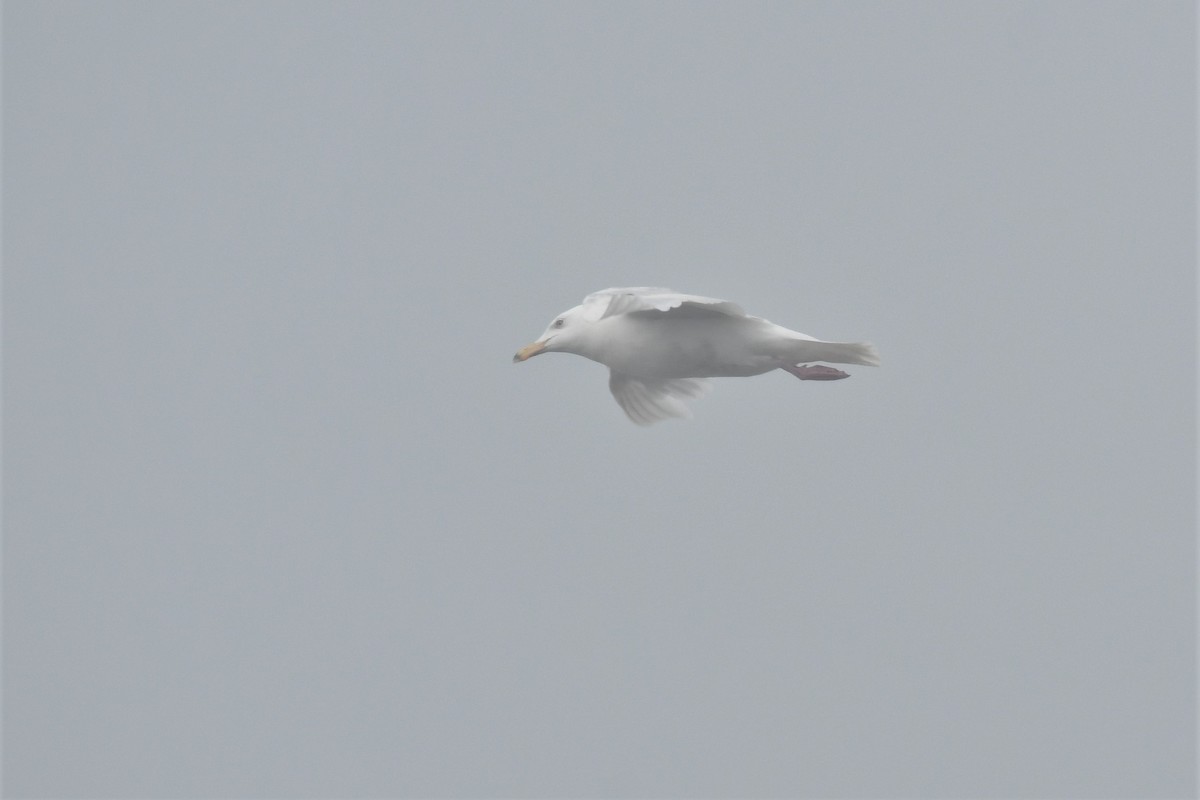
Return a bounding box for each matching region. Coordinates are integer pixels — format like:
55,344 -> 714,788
4,2 -> 1195,798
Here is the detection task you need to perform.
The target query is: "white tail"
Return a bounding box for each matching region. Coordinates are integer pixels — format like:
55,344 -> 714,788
787,339 -> 880,367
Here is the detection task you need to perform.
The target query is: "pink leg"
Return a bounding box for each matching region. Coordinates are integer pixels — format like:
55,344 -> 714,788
782,364 -> 850,381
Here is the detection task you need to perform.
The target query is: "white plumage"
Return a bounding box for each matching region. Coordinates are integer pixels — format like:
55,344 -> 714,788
514,287 -> 879,425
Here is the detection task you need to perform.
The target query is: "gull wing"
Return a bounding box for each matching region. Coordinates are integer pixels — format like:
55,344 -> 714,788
608,371 -> 711,425
583,287 -> 746,320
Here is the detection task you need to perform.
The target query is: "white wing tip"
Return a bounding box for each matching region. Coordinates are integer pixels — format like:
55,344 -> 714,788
608,373 -> 711,425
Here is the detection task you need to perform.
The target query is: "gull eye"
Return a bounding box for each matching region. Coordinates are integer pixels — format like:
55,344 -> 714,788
553,318 -> 565,328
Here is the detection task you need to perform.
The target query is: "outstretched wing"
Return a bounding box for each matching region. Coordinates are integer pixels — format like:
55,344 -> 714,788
608,371 -> 711,425
583,287 -> 746,320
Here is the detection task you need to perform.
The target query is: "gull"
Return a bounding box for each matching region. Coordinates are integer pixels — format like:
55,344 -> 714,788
514,287 -> 879,425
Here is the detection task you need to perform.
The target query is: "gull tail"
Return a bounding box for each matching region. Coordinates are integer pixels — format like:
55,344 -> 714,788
785,339 -> 880,367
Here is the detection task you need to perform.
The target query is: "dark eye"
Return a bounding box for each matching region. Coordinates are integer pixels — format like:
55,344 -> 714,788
553,318 -> 565,328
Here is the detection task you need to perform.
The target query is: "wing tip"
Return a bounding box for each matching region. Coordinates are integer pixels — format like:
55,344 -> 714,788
608,373 -> 709,426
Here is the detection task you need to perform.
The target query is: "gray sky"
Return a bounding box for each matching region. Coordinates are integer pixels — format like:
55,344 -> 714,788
3,2 -> 1195,797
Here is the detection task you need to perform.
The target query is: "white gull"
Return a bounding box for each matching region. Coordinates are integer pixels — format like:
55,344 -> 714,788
514,287 -> 879,425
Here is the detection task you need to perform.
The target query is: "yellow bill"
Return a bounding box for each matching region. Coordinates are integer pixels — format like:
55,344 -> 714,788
512,340 -> 548,362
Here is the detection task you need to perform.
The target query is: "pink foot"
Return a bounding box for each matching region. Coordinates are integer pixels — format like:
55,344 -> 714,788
783,364 -> 850,381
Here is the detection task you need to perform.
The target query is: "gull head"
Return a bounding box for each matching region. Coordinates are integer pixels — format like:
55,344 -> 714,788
513,303 -> 591,362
